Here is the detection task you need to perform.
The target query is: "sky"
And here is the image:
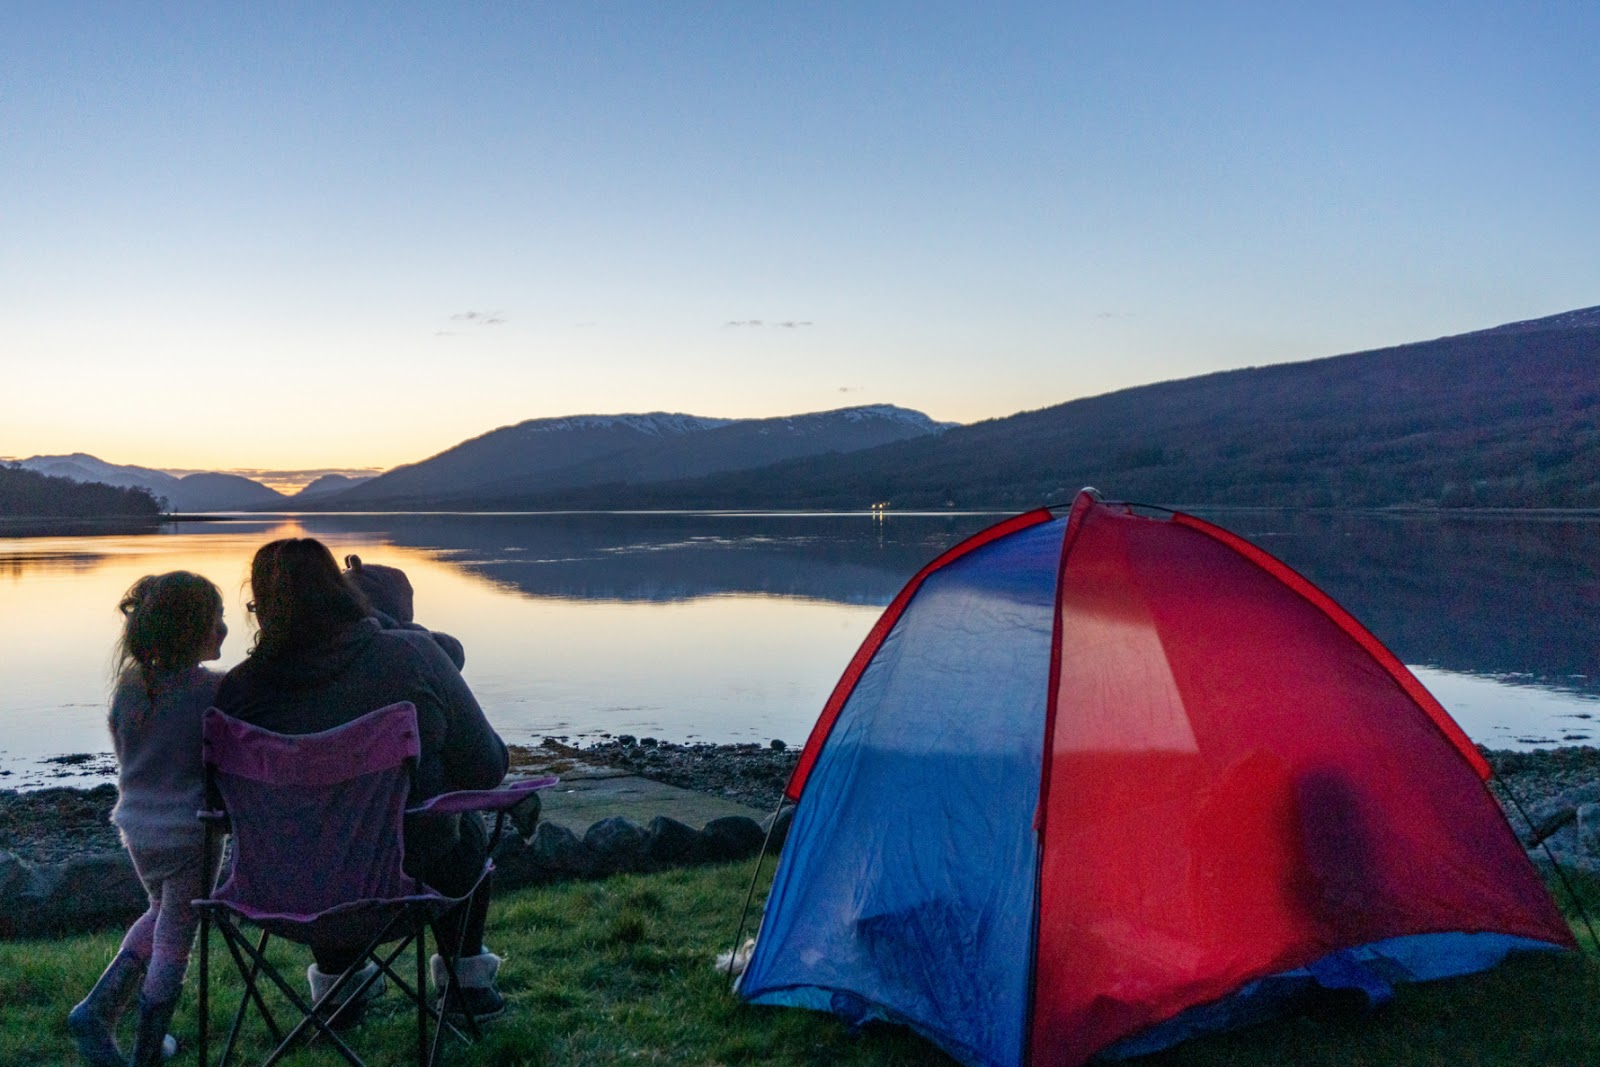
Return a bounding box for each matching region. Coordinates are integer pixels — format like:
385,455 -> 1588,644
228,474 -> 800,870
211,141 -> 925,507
4,3 -> 1598,482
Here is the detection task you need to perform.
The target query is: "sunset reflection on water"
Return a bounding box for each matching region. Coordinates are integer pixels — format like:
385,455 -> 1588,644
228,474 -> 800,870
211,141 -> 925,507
0,517 -> 881,789
3,509 -> 1599,791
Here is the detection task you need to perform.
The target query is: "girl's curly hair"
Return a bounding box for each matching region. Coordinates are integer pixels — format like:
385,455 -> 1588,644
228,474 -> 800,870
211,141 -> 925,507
114,570 -> 223,717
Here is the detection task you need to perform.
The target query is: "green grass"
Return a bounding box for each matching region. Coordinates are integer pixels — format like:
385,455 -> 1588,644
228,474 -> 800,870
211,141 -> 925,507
7,862 -> 1600,1066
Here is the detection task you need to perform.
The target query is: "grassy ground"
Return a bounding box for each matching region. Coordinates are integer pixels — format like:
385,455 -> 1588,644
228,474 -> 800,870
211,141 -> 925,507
5,860 -> 1599,1066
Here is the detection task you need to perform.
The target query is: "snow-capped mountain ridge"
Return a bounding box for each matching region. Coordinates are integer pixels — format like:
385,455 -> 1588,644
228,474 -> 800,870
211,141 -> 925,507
325,403 -> 952,507
514,413 -> 734,437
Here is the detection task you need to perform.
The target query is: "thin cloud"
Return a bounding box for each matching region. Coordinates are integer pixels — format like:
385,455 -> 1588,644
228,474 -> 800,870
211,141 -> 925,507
245,469 -> 385,494
723,319 -> 814,328
449,310 -> 507,325
1095,311 -> 1137,320
204,467 -> 386,480
837,385 -> 864,393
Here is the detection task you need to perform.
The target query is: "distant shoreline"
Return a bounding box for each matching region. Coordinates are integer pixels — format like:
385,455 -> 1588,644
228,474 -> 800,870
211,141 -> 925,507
0,516 -> 163,537
8,504 -> 1600,542
0,513 -> 255,537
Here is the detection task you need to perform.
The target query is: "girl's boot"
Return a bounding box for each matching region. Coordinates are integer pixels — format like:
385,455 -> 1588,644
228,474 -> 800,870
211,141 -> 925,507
67,949 -> 144,1067
129,994 -> 179,1067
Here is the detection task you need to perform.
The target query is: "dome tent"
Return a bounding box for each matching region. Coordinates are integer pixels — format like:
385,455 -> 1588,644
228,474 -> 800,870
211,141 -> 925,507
738,491 -> 1573,1067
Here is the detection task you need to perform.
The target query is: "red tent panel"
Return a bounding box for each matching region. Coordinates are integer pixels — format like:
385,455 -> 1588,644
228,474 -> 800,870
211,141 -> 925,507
1030,503 -> 1572,1065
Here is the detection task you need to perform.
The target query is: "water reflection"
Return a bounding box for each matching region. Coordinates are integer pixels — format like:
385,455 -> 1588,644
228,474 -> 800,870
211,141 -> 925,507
295,511 -> 994,604
1,509 -> 1596,790
1,551 -> 110,580
1192,509 -> 1600,699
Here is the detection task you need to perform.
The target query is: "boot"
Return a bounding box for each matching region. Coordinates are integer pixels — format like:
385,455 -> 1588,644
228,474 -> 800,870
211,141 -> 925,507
431,950 -> 505,1023
129,994 -> 178,1067
67,949 -> 143,1067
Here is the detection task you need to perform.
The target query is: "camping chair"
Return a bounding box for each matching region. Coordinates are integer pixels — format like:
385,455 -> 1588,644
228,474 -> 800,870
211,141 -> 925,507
193,702 -> 555,1067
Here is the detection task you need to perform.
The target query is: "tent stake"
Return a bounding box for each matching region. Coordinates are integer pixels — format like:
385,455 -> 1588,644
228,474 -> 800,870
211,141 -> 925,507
1496,771 -> 1600,951
725,794 -> 789,981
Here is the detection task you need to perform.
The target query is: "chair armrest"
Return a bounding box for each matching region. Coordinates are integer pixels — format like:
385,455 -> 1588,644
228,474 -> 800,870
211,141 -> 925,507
406,775 -> 558,816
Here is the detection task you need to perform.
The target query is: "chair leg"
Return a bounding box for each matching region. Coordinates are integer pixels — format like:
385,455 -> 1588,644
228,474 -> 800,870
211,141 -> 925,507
215,924 -> 366,1067
216,924 -> 282,1062
417,914 -> 430,1067
199,911 -> 209,1067
429,919 -> 451,1065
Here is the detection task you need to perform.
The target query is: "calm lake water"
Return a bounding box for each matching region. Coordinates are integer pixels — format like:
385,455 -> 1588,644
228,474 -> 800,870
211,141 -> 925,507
2,509 -> 1597,790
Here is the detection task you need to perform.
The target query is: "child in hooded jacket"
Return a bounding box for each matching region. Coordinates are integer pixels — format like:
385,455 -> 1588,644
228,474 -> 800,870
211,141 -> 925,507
342,554 -> 466,670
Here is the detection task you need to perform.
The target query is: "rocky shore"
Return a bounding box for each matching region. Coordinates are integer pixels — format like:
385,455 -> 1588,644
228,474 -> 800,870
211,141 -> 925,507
5,740 -> 1598,868
546,735 -> 798,812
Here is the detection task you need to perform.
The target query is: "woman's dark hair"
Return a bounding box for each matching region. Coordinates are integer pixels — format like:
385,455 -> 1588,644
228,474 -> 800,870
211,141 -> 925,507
247,538 -> 371,660
114,571 -> 223,712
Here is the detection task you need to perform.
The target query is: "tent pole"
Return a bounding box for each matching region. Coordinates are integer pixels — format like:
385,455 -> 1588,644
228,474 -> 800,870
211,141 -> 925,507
1496,771 -> 1599,951
725,794 -> 789,981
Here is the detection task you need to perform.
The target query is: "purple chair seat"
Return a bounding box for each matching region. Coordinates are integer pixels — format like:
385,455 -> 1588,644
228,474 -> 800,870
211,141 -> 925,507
194,702 -> 556,1067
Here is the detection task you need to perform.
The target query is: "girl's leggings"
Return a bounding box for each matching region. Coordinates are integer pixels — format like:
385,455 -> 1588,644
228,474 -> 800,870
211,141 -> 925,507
120,839 -> 222,1002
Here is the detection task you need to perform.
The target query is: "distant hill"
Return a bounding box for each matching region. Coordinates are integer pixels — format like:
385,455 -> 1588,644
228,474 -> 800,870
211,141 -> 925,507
484,305 -> 1600,511
15,454 -> 286,512
293,474 -> 375,499
0,464 -> 162,518
315,405 -> 951,509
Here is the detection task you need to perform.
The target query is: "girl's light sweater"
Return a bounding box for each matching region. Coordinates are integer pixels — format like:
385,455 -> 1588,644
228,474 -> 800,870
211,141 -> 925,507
109,665 -> 223,852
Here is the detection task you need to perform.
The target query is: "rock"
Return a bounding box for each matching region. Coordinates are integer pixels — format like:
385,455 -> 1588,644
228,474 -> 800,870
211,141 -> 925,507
1518,784 -> 1600,847
584,816 -> 649,875
761,807 -> 795,852
0,851 -> 35,938
527,821 -> 596,879
1578,803 -> 1600,856
0,850 -> 29,897
20,851 -> 145,935
490,832 -> 548,890
646,816 -> 708,866
507,791 -> 542,842
703,816 -> 764,861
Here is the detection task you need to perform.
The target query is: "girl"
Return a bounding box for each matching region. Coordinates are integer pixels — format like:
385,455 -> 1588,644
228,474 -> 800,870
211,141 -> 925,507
68,571 -> 227,1067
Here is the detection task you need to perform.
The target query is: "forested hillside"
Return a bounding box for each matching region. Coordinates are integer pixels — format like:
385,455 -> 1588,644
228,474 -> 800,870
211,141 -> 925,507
0,466 -> 163,518
498,309 -> 1600,511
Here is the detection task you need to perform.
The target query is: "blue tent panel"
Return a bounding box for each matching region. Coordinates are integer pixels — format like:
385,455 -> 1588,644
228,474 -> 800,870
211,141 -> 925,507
741,517 -> 1067,1067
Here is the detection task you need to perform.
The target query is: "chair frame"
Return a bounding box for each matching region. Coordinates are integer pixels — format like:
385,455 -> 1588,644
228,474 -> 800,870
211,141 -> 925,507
193,703 -> 554,1067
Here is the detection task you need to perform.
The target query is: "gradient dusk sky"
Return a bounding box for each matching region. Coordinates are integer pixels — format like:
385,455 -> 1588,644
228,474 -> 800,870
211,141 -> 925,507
4,3 -> 1597,477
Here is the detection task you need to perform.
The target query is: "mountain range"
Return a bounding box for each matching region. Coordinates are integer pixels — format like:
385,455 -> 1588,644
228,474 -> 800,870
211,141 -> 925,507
451,305 -> 1600,511
12,455 -> 289,512
324,405 -> 951,509
11,305 -> 1600,513
9,405 -> 950,513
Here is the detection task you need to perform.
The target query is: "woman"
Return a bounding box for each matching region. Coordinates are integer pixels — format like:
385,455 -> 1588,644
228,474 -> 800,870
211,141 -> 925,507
215,538 -> 509,1020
